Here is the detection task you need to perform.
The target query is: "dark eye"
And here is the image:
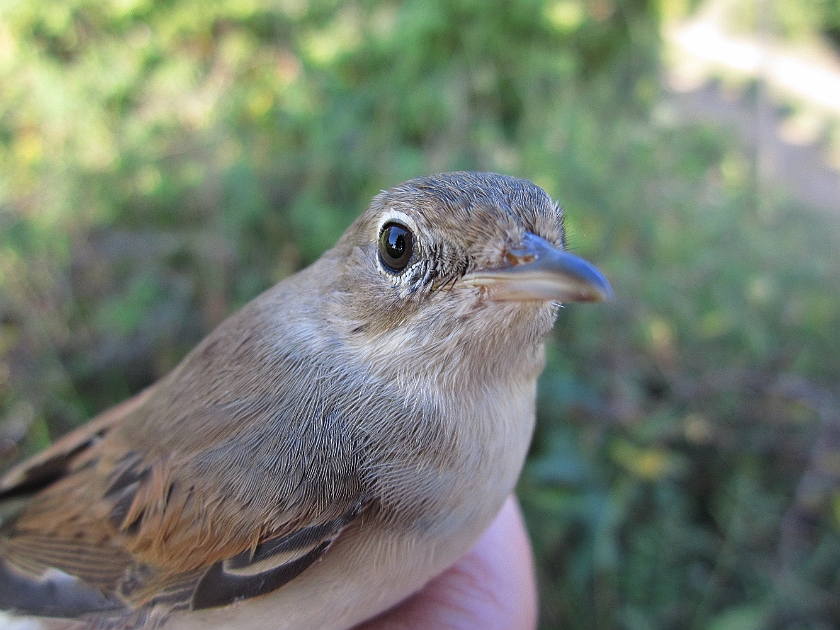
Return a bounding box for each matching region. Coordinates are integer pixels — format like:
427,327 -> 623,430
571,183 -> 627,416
379,222 -> 414,272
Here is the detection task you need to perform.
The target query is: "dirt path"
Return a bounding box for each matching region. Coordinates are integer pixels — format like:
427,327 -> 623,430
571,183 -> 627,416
664,14 -> 840,217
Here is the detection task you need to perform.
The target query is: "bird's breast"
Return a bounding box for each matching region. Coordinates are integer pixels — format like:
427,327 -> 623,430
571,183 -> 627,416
369,363 -> 538,543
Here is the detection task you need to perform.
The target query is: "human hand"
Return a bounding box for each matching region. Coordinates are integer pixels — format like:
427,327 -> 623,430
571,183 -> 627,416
355,495 -> 538,630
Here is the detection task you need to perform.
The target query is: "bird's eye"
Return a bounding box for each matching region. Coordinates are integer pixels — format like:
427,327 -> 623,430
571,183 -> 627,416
378,222 -> 414,273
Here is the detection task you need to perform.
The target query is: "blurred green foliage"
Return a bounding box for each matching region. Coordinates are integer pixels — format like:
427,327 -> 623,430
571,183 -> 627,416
1,0 -> 840,628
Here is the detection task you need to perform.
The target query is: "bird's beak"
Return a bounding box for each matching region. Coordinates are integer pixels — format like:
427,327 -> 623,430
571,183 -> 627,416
461,232 -> 614,303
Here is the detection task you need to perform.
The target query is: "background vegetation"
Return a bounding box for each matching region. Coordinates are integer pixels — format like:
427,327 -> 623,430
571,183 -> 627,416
1,0 -> 839,628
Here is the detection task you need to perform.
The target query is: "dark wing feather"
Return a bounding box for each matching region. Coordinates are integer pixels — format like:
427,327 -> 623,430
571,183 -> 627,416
192,542 -> 332,611
191,497 -> 368,610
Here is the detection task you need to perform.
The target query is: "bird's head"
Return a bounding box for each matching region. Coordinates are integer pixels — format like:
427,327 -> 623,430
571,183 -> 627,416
321,172 -> 612,385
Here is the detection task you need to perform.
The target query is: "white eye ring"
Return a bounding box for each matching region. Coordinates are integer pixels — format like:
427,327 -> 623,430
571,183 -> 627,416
376,210 -> 418,242
375,210 -> 421,282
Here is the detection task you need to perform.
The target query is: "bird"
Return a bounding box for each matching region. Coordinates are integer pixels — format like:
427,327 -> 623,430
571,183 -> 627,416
0,172 -> 612,630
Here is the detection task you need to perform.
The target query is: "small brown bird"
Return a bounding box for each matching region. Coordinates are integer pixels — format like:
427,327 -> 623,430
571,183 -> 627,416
0,172 -> 611,630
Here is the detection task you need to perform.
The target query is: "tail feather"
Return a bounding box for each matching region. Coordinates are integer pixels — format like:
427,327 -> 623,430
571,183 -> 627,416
0,560 -> 122,618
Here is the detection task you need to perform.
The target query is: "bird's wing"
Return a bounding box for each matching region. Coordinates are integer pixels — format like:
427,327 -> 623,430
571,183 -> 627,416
0,389 -> 151,500
0,384 -> 373,624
